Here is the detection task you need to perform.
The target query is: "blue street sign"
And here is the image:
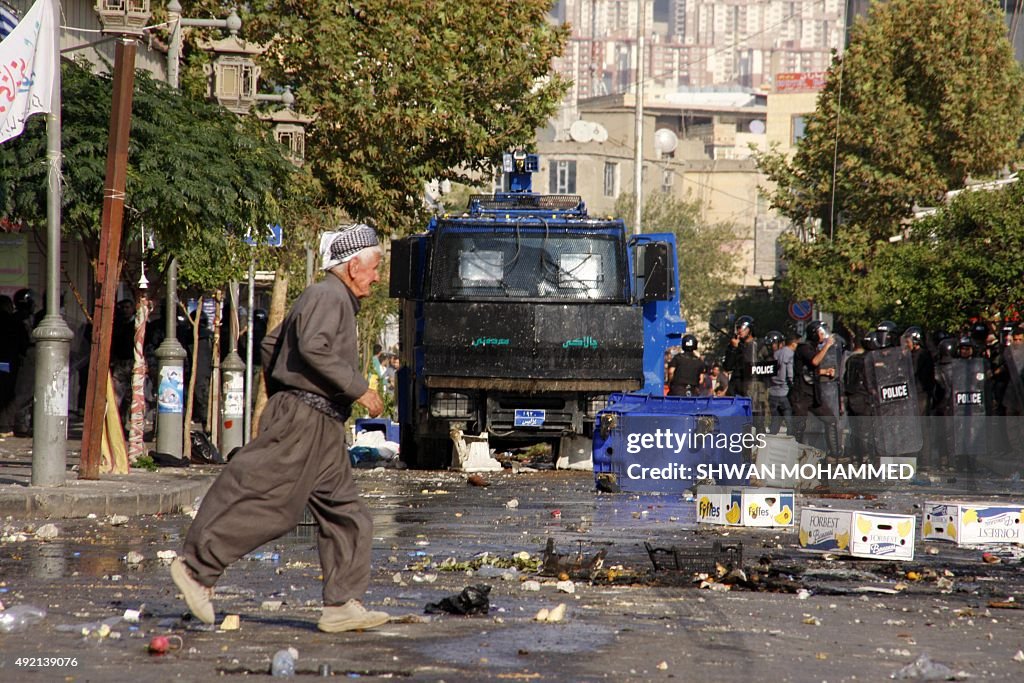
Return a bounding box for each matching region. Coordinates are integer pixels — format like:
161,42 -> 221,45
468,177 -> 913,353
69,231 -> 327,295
244,224 -> 283,247
789,300 -> 813,321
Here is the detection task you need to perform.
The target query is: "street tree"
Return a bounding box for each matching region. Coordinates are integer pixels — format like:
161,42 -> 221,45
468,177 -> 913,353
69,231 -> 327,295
0,59 -> 298,297
615,192 -> 743,349
754,0 -> 1024,329
757,0 -> 1024,239
223,0 -> 570,235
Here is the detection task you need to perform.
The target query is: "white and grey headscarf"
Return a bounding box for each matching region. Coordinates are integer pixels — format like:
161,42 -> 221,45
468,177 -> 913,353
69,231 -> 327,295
319,223 -> 380,271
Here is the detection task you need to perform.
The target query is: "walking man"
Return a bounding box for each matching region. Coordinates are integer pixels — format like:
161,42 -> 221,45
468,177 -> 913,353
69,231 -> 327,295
170,223 -> 390,633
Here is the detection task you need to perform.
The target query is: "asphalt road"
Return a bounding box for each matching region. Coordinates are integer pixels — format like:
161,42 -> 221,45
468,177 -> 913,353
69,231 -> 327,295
1,468 -> 1024,682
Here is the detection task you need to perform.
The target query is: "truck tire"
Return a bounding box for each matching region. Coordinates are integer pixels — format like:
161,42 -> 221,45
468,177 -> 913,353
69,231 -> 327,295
399,431 -> 452,470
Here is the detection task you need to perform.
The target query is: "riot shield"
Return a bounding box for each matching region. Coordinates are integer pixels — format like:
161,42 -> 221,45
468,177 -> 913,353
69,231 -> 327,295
1003,349 -> 1024,414
863,347 -> 923,456
951,357 -> 987,458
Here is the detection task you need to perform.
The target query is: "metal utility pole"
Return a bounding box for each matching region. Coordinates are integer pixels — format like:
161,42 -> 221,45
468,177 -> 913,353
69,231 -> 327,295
244,261 -> 255,443
219,282 -> 244,457
633,0 -> 645,235
32,0 -> 74,487
155,2 -> 241,460
80,38 -> 138,480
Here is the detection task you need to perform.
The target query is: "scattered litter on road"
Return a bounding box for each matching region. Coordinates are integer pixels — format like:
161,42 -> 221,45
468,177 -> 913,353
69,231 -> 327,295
889,653 -> 969,680
424,584 -> 491,616
156,550 -> 177,562
34,523 -> 60,540
0,604 -> 46,632
270,647 -> 298,676
505,499 -> 519,509
108,515 -> 129,526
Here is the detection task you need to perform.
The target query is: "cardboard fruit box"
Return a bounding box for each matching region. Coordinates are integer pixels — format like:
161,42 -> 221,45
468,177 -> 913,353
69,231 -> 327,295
695,486 -> 795,527
798,506 -> 915,560
922,501 -> 1024,545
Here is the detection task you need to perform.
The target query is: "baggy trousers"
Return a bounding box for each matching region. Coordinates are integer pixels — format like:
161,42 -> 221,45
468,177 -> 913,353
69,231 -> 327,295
182,391 -> 373,606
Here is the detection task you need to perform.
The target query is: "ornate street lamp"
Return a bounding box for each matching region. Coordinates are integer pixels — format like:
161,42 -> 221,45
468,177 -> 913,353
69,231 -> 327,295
257,91 -> 314,167
202,33 -> 265,115
94,0 -> 150,36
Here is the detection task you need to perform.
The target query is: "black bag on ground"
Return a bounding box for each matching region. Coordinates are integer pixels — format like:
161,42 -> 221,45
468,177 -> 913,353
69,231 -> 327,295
424,584 -> 491,616
189,430 -> 224,464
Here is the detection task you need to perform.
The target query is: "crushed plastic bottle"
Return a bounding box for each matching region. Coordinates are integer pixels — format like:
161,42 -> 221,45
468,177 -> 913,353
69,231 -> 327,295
248,551 -> 280,562
0,604 -> 47,632
271,648 -> 296,677
890,654 -> 966,680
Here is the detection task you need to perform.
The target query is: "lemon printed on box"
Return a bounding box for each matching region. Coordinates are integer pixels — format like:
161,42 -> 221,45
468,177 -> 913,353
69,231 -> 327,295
897,520 -> 912,538
774,505 -> 793,525
725,502 -> 741,524
799,526 -> 809,547
948,524 -> 957,540
961,508 -> 978,526
835,531 -> 850,550
923,520 -> 932,537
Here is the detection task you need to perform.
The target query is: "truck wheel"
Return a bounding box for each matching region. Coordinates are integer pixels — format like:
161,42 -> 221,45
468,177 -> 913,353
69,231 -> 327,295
417,437 -> 452,470
399,433 -> 452,470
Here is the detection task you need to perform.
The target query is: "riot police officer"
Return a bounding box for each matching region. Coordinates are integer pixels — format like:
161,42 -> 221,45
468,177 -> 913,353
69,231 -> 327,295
667,335 -> 705,396
950,335 -> 988,472
766,331 -> 793,434
932,336 -> 957,470
790,320 -> 841,457
843,332 -> 875,463
723,315 -> 770,425
903,326 -> 935,470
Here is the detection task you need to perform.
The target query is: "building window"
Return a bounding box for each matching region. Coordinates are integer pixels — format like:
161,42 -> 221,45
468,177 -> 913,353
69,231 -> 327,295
603,162 -> 619,197
661,169 -> 673,194
791,115 -> 807,145
549,160 -> 577,194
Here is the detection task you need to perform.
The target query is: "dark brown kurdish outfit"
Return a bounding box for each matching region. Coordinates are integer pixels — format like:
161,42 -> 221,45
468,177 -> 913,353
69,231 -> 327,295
181,274 -> 372,607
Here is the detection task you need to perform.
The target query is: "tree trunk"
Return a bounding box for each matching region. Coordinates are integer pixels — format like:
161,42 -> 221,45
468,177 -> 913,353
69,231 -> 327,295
182,296 -> 203,461
252,265 -> 288,436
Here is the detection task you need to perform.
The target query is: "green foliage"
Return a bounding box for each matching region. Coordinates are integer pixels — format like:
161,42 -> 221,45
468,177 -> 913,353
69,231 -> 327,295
615,192 -> 743,347
756,0 -> 1024,240
0,60 -> 299,291
233,0 -> 570,235
754,0 -> 1024,330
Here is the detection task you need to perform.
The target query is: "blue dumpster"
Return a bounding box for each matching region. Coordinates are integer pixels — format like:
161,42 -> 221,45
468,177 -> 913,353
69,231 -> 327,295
354,418 -> 400,443
593,393 -> 754,494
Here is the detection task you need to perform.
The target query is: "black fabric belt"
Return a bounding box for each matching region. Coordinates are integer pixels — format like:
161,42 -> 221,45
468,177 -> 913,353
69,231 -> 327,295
285,389 -> 351,423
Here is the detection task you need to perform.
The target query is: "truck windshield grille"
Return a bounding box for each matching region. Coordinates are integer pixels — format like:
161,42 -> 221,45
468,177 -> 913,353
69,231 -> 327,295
429,221 -> 628,302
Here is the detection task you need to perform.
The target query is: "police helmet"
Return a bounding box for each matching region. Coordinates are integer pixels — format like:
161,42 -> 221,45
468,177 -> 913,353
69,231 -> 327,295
253,308 -> 268,323
970,321 -> 989,343
734,315 -> 754,333
681,334 -> 698,352
903,325 -> 923,345
806,320 -> 828,342
862,331 -> 881,352
832,333 -> 847,350
13,288 -> 33,312
958,335 -> 974,350
876,329 -> 896,349
876,320 -> 898,335
937,337 -> 956,359
763,330 -> 784,347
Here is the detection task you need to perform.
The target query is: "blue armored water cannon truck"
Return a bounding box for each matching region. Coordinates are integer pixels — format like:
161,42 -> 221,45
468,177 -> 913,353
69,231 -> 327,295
390,151 -> 708,470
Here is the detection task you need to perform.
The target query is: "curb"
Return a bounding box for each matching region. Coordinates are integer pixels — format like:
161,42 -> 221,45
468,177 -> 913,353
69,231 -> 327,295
0,471 -> 216,520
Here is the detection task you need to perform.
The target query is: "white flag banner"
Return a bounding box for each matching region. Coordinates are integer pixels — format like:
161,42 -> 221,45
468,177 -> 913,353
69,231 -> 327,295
0,0 -> 55,144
